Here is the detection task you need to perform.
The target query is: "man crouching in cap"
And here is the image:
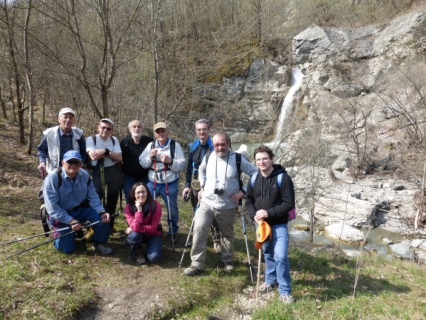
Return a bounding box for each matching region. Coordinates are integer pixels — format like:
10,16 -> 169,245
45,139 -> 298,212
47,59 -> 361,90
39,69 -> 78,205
43,150 -> 113,255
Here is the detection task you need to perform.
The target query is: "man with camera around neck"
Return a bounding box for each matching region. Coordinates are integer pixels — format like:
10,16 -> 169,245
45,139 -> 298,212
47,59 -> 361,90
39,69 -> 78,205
183,132 -> 257,276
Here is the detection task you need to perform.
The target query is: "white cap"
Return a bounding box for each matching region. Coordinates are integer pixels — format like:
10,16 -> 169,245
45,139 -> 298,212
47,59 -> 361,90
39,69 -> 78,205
58,107 -> 76,116
101,118 -> 114,126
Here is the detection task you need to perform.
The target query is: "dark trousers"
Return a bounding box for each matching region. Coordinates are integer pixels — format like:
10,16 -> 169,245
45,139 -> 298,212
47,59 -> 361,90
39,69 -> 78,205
92,163 -> 122,228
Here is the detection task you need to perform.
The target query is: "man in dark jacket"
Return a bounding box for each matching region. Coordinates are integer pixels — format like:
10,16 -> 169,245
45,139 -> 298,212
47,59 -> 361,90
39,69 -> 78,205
245,145 -> 295,304
120,120 -> 154,203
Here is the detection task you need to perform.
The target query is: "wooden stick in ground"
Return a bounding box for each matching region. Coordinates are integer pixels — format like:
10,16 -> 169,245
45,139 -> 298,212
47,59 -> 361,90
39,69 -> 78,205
256,248 -> 262,299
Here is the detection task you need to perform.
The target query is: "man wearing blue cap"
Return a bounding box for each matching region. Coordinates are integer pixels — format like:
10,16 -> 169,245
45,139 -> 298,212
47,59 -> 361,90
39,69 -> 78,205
43,150 -> 113,254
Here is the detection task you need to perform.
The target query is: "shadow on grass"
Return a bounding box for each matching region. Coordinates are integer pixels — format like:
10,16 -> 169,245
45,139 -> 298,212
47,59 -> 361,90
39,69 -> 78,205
290,247 -> 410,301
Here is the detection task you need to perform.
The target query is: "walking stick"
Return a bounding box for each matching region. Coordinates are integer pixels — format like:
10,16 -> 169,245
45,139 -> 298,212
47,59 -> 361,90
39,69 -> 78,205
256,247 -> 262,300
178,202 -> 199,267
0,223 -> 79,247
241,211 -> 254,282
5,213 -> 119,259
163,164 -> 175,251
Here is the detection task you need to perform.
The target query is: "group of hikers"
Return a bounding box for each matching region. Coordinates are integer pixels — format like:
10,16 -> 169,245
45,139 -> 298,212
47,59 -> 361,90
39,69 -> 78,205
37,107 -> 296,303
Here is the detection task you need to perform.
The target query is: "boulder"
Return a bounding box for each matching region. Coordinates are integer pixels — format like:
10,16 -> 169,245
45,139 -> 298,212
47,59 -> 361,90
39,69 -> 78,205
323,223 -> 365,244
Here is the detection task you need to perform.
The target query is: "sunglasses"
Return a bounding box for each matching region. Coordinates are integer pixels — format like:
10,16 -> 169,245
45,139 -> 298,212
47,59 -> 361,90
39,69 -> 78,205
66,160 -> 82,166
100,126 -> 112,131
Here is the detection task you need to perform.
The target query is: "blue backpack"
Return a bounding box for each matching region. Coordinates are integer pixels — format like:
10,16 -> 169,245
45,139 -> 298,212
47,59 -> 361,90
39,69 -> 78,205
250,172 -> 296,221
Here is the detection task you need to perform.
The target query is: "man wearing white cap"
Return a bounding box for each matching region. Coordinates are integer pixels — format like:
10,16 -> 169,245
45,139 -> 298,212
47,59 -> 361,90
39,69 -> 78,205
86,118 -> 122,233
139,121 -> 186,244
37,107 -> 86,175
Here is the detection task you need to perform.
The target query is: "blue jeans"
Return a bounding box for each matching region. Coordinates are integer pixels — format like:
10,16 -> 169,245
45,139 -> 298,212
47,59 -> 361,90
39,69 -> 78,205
262,223 -> 292,295
127,231 -> 163,263
147,180 -> 179,235
50,207 -> 110,254
123,174 -> 148,203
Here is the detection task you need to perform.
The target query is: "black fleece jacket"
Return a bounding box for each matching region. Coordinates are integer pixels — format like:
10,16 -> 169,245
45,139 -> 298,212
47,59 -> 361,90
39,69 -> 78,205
246,164 -> 295,226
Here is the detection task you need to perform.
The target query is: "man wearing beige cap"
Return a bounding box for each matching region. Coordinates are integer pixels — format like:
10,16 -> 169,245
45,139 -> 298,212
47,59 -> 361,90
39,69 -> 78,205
139,121 -> 186,245
86,118 -> 122,233
37,107 -> 86,175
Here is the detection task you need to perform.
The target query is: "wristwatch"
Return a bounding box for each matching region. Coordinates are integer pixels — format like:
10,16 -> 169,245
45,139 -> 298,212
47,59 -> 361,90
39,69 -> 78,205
104,148 -> 110,156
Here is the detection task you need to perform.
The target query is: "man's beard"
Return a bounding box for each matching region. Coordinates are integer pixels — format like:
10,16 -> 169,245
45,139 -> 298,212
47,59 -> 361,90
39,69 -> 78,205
132,132 -> 142,138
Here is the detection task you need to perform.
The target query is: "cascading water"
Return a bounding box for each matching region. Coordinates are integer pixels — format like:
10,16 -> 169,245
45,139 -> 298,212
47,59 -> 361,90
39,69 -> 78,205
272,68 -> 303,147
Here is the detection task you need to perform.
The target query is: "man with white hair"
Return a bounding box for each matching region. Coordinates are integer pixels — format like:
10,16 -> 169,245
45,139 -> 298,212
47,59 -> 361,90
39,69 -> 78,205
37,107 -> 86,175
120,120 -> 154,203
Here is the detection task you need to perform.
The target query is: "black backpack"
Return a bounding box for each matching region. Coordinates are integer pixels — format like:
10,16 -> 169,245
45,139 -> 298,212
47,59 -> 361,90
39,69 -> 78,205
40,167 -> 92,236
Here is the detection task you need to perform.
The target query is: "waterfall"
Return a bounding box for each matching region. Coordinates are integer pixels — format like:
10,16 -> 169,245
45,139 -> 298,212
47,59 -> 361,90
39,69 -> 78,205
272,68 -> 303,146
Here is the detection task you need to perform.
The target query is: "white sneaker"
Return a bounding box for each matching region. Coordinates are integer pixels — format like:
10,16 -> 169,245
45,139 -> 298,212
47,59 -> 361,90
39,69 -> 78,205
94,243 -> 113,255
258,282 -> 277,293
280,294 -> 295,304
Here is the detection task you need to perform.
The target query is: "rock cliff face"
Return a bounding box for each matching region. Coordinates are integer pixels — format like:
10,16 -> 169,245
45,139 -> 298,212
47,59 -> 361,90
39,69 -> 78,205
208,5 -> 426,239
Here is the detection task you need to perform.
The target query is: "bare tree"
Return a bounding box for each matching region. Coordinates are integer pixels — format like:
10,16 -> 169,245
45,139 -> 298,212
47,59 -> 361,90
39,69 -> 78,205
1,0 -> 26,143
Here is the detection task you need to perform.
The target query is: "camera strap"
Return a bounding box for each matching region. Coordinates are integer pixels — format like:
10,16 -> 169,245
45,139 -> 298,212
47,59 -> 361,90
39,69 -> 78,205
215,152 -> 229,191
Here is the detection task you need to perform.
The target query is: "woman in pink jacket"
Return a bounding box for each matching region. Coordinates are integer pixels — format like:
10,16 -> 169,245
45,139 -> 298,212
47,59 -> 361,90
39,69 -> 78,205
124,182 -> 163,264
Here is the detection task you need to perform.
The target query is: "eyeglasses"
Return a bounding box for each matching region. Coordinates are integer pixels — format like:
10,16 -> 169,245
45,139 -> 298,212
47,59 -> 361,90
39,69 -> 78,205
135,190 -> 147,194
66,160 -> 82,166
100,126 -> 112,132
214,143 -> 227,148
196,128 -> 209,132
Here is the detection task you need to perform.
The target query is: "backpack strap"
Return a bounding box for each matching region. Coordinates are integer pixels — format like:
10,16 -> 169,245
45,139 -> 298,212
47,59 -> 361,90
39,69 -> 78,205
250,172 -> 283,187
92,135 -> 115,146
250,172 -> 258,188
151,139 -> 175,159
277,173 -> 283,187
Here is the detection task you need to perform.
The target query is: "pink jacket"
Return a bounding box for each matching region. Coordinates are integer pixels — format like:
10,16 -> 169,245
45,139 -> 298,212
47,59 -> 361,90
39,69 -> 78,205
124,200 -> 162,236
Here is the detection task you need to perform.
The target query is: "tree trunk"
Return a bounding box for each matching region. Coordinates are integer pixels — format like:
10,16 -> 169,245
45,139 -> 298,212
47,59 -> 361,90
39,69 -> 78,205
25,0 -> 34,154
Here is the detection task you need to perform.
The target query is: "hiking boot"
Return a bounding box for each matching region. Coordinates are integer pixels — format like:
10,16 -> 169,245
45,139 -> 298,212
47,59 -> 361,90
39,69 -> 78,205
213,242 -> 221,254
224,262 -> 233,272
280,294 -> 295,304
94,243 -> 113,255
183,266 -> 203,276
81,228 -> 94,242
258,282 -> 277,293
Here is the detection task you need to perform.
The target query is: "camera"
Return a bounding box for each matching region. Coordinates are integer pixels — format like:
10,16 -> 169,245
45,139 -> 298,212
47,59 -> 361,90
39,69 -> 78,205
214,188 -> 224,195
183,193 -> 190,202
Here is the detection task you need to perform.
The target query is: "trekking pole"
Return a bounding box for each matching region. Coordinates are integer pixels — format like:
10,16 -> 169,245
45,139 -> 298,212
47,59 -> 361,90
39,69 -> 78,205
256,248 -> 262,300
178,202 -> 199,267
163,164 -> 175,251
153,158 -> 157,198
241,210 -> 254,282
5,213 -> 119,259
100,162 -> 106,207
0,223 -> 78,247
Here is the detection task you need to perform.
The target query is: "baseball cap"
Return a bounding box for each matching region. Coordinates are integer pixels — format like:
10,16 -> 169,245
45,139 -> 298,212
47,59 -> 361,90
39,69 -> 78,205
58,107 -> 76,116
63,150 -> 82,162
100,118 -> 114,126
154,121 -> 168,131
255,221 -> 272,249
